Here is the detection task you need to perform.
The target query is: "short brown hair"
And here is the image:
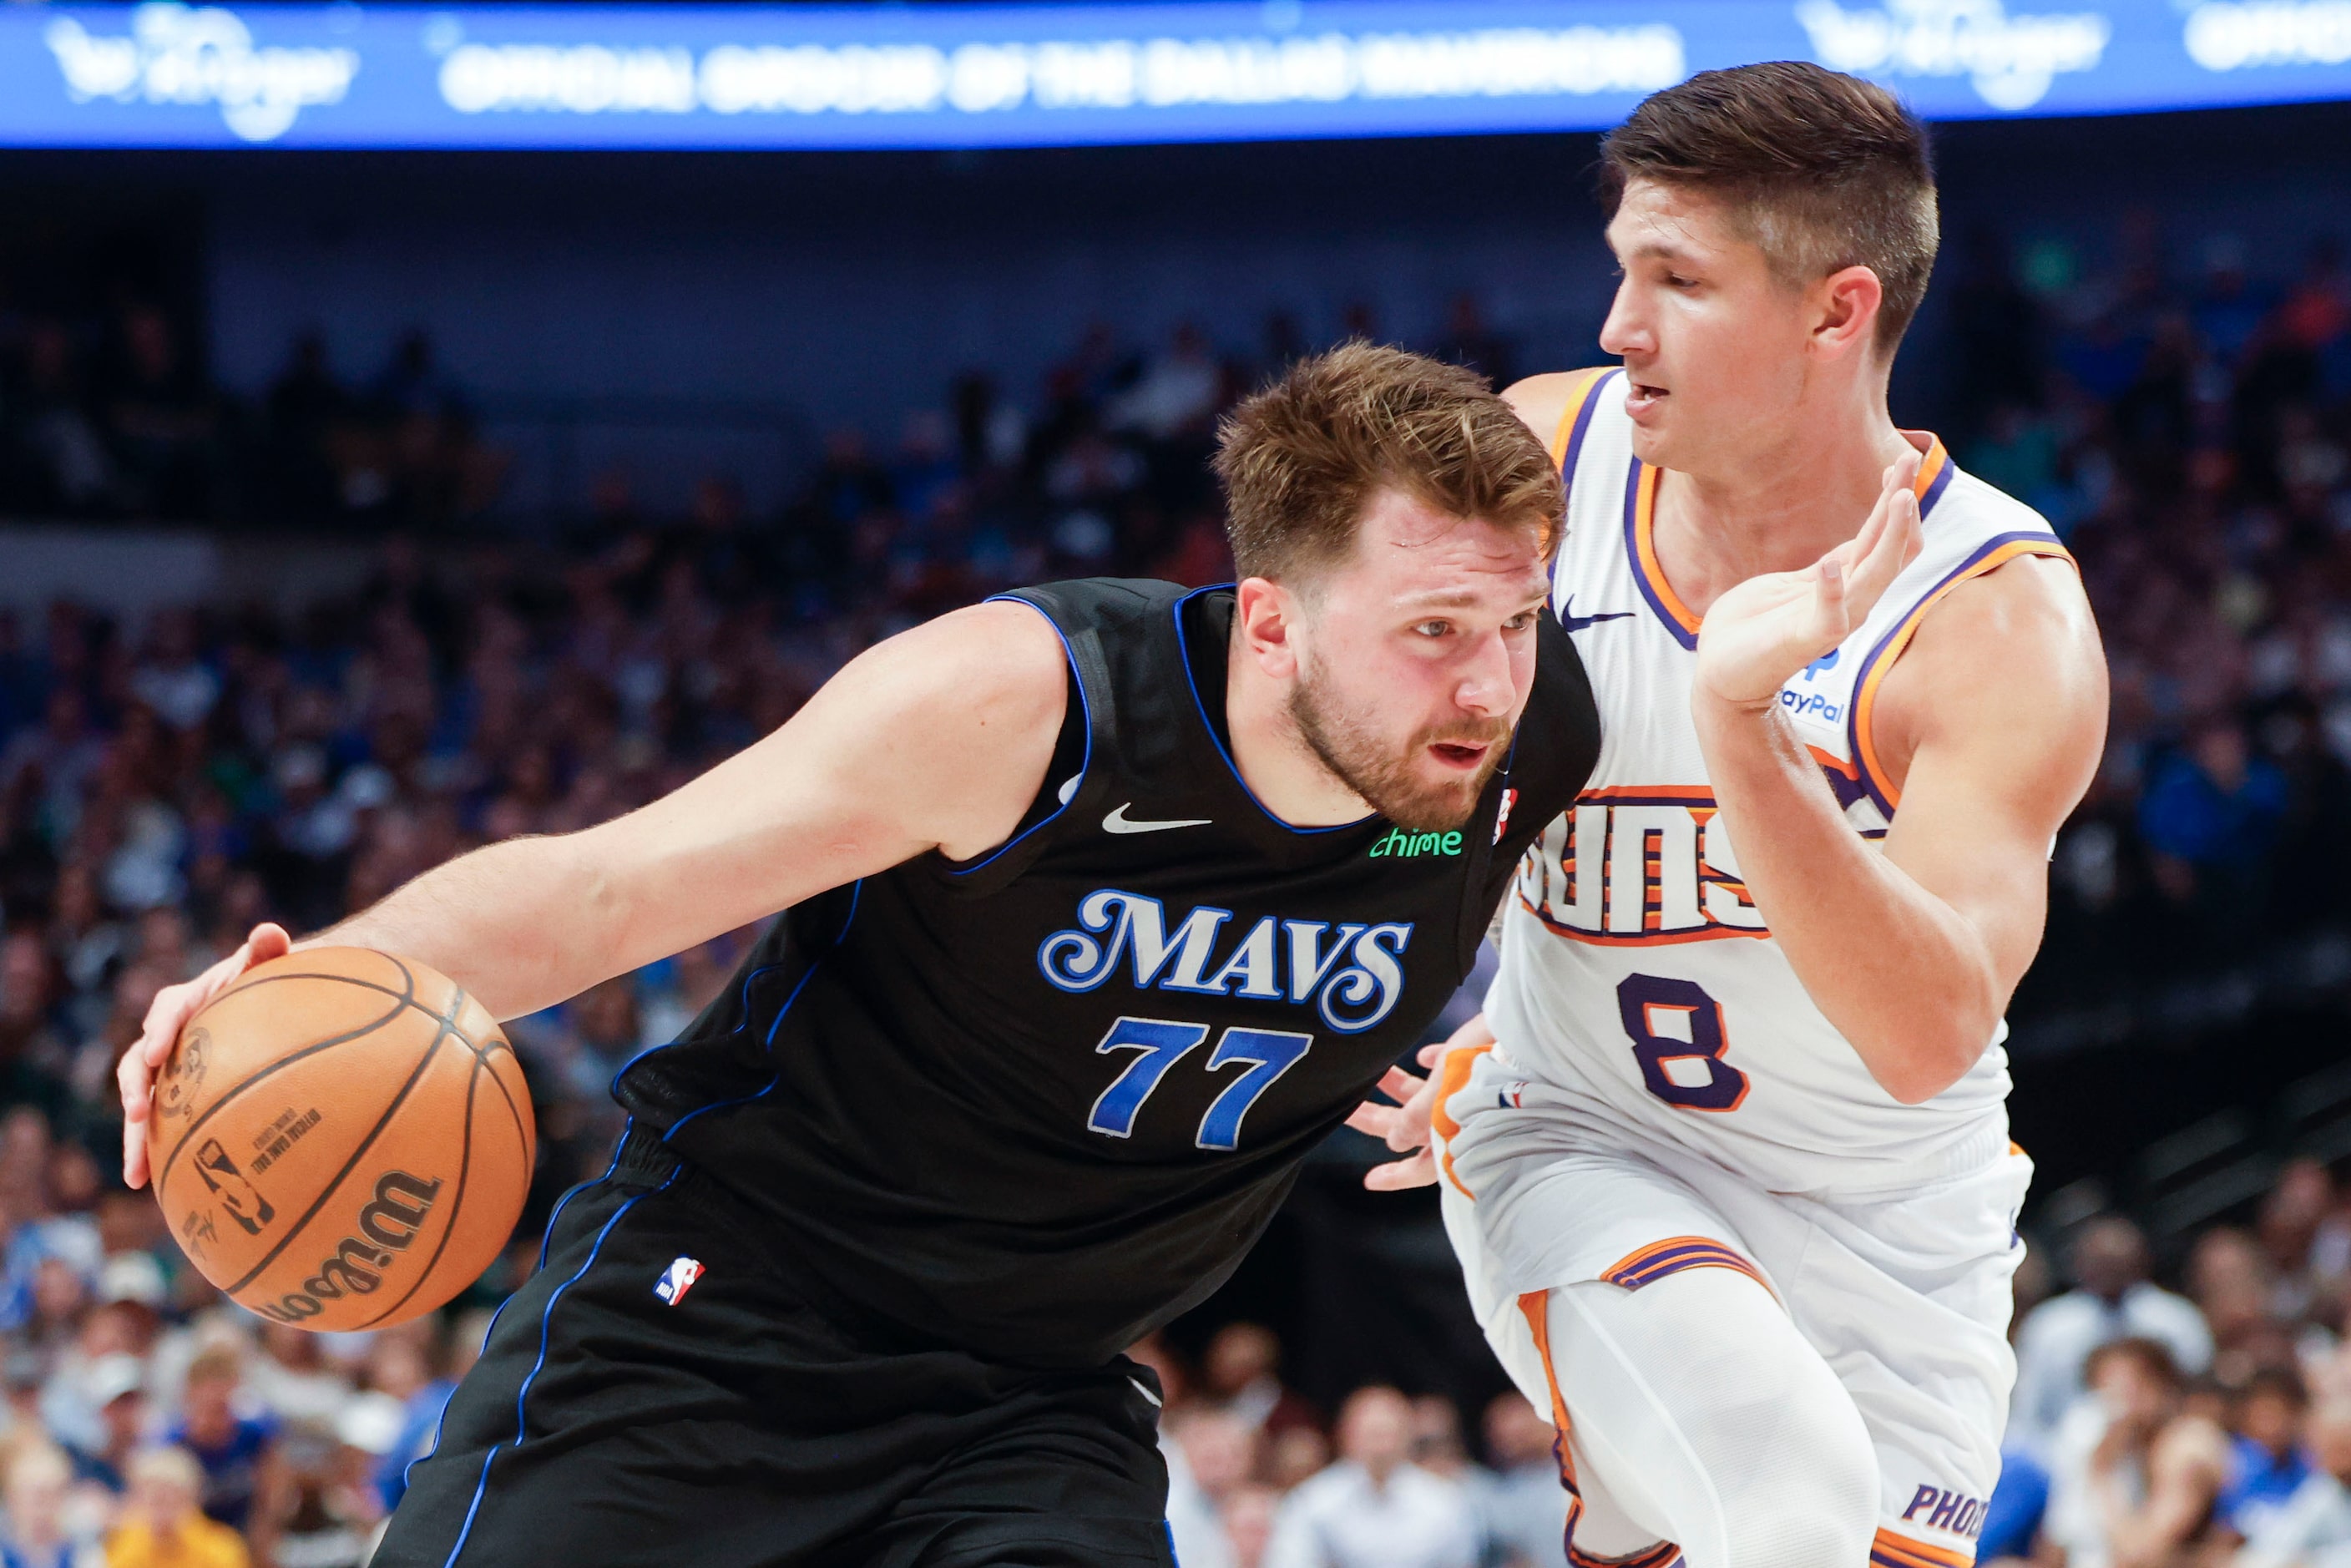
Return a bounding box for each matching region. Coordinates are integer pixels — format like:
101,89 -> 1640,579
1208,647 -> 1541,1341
1213,342 -> 1563,584
1600,61 -> 1938,353
2085,1336 -> 2182,1392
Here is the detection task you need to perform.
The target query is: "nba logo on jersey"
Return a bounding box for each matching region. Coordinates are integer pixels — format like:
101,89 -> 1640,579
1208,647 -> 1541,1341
654,1256 -> 705,1306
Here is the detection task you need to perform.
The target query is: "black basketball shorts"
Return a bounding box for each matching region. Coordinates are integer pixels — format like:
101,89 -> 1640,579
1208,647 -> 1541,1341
375,1128 -> 1178,1568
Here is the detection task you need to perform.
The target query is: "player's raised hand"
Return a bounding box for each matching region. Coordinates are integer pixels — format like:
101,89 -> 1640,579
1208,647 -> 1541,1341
1691,450 -> 1924,713
1347,1012 -> 1495,1191
119,922 -> 291,1190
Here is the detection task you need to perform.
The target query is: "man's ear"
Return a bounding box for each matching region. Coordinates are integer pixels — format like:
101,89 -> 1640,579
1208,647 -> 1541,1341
1233,576 -> 1303,680
1812,265 -> 1884,362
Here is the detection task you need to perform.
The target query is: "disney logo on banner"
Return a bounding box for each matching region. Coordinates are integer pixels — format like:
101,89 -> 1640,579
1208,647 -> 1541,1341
43,3 -> 360,143
1793,0 -> 2111,109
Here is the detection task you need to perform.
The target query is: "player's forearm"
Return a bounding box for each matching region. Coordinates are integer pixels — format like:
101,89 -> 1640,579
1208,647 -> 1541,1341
304,832 -> 622,1020
1693,697 -> 2001,1104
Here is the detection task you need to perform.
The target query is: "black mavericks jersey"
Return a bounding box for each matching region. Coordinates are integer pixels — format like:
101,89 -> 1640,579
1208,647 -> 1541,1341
614,579 -> 1600,1366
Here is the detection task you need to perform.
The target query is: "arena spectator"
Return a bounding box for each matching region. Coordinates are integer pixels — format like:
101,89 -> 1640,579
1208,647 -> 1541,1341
1472,1393 -> 1570,1568
101,1446 -> 248,1568
2014,1217 -> 2215,1443
2219,1368 -> 2318,1543
1165,1428 -> 1237,1568
1225,1485 -> 1283,1568
246,1419 -> 372,1568
1264,1386 -> 1479,1568
2045,1338 -> 2231,1568
59,1358 -> 142,1500
1203,1323 -> 1320,1439
2235,1399 -> 2351,1568
162,1349 -> 270,1535
0,1442 -> 103,1568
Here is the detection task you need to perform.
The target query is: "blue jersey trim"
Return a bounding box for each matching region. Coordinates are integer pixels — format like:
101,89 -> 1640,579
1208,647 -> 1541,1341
403,1130 -> 634,1495
439,1163 -> 680,1568
942,593 -> 1097,878
660,879 -> 863,1141
1172,584 -> 1373,837
608,953 -> 789,1099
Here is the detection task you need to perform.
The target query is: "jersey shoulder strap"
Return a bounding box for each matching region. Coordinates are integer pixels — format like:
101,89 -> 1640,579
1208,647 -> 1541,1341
933,577 -> 1186,895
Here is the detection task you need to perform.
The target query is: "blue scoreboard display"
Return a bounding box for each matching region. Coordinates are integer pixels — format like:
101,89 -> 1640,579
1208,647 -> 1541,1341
1,0 -> 2346,149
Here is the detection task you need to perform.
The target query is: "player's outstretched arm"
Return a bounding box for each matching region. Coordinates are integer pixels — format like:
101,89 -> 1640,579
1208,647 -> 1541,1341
316,597 -> 1068,1012
119,600 -> 1068,1186
1694,483 -> 2106,1103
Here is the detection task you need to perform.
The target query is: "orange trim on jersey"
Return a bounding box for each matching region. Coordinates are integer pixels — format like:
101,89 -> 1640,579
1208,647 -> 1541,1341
1628,463 -> 1703,637
1604,1236 -> 1775,1297
1807,744 -> 1860,780
1516,1290 -> 1587,1514
1517,1290 -> 1575,1438
1624,432 -> 1953,655
1909,432 -> 1951,504
1873,1527 -> 1975,1568
1575,784 -> 1718,803
1547,368 -> 1619,469
1569,1543 -> 1683,1568
1429,1042 -> 1491,1200
1849,535 -> 2077,812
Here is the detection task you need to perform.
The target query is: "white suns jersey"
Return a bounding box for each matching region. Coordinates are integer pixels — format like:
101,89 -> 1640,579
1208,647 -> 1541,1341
1489,367 -> 2073,1197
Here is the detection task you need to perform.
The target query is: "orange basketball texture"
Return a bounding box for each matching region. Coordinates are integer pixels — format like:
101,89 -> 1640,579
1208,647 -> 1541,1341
147,948 -> 535,1332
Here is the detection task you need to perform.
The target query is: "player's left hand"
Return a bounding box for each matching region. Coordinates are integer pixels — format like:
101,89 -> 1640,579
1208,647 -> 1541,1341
1347,1012 -> 1494,1191
1691,449 -> 1924,714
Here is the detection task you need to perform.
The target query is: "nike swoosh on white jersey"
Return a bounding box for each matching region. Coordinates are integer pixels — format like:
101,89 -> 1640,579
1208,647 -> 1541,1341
1102,804 -> 1211,834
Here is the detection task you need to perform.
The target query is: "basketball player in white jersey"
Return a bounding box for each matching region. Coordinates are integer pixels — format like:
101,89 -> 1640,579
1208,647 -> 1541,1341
1350,63 -> 2108,1568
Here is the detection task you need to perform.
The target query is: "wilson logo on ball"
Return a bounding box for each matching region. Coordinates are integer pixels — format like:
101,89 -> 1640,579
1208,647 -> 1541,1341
250,1171 -> 445,1325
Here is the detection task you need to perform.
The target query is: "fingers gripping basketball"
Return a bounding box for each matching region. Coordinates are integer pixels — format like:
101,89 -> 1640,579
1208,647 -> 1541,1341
147,948 -> 535,1332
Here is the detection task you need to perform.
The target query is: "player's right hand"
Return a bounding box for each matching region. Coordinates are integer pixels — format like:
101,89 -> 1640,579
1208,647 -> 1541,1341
119,922 -> 292,1191
1347,1011 -> 1496,1191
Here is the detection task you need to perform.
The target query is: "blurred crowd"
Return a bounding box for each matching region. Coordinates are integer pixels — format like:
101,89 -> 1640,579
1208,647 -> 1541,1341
1990,1162 -> 2351,1568
0,211 -> 2345,1564
0,1091 -> 486,1567
1139,1323 -> 1570,1568
1964,227 -> 2351,1004
0,296 -> 504,533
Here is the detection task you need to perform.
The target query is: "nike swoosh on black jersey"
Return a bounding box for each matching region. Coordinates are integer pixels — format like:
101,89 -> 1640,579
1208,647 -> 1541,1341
1560,597 -> 1637,633
1102,803 -> 1212,834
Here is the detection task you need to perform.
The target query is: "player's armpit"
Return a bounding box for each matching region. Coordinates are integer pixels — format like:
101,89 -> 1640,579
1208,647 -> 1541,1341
1874,554 -> 2109,1026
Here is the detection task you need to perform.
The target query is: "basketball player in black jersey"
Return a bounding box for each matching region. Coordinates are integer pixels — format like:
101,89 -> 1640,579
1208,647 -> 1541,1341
119,345 -> 1601,1567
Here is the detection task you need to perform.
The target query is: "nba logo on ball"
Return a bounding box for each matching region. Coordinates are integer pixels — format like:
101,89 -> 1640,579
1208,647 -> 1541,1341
655,1256 -> 705,1306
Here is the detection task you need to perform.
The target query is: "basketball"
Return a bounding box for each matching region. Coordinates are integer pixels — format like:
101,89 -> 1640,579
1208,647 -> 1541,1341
145,948 -> 535,1333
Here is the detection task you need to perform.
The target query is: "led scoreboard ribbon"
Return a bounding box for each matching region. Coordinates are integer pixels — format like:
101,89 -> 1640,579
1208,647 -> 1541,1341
0,0 -> 2346,149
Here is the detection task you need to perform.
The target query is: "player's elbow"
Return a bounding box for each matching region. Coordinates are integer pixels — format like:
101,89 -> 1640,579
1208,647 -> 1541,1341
1867,1015 -> 1994,1105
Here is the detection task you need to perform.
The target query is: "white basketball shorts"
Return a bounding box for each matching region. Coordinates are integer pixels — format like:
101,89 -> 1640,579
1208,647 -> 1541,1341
1432,1044 -> 2032,1568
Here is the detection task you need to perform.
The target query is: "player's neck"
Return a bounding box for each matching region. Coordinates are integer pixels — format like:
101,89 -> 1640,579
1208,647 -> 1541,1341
1224,632 -> 1379,828
1654,389 -> 1916,615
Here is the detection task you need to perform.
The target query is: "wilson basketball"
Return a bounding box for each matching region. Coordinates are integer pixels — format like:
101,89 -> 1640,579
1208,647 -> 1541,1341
147,948 -> 535,1333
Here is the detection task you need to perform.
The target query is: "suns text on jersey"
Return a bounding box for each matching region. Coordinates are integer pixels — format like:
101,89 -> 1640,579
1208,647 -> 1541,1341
1514,787 -> 1772,946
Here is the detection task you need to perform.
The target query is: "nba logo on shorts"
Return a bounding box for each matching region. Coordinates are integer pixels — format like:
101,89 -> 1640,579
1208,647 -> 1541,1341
654,1256 -> 705,1306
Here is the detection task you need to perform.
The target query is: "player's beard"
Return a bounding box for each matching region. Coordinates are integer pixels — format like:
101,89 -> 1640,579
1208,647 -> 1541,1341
1287,658 -> 1511,833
